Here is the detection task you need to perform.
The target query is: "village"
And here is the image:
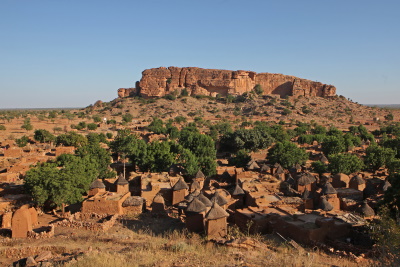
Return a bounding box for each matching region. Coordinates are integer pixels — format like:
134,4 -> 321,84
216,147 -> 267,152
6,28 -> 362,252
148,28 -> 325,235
0,90 -> 399,266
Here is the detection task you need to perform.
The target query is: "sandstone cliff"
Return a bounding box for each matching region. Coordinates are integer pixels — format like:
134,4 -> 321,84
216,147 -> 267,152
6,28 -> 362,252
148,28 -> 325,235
126,67 -> 336,98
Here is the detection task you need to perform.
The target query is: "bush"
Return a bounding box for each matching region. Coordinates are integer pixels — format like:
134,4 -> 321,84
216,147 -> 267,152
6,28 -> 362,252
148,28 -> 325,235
122,113 -> 133,123
34,129 -> 55,143
181,88 -> 189,97
16,135 -> 29,147
228,149 -> 251,168
106,133 -> 113,139
164,94 -> 176,100
92,115 -> 102,123
282,108 -> 292,116
253,84 -> 263,95
87,123 -> 98,131
0,125 -> 5,130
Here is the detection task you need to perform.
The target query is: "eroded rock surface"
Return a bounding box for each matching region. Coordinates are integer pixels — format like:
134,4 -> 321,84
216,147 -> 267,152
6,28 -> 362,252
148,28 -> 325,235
135,66 -> 336,98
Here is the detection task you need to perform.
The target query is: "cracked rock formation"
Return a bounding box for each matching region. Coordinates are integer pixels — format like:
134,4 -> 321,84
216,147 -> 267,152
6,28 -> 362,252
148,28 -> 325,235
122,67 -> 336,98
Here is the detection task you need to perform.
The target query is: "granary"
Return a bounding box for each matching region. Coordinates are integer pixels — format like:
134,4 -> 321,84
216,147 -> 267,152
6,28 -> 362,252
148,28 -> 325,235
246,160 -> 260,171
320,182 -> 340,211
114,173 -> 129,194
349,175 -> 366,191
319,196 -> 334,211
195,170 -> 205,179
273,165 -> 285,181
205,201 -> 229,239
332,173 -> 350,188
172,177 -> 189,205
190,180 -> 201,193
197,192 -> 212,208
271,163 -> 282,175
210,191 -> 228,209
356,200 -> 375,218
260,164 -> 271,174
151,194 -> 166,213
302,188 -> 314,210
231,184 -> 245,209
185,197 -> 207,232
88,179 -> 106,196
296,173 -> 316,193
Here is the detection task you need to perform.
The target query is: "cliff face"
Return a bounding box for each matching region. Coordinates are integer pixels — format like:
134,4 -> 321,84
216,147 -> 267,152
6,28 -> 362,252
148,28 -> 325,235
135,67 -> 336,98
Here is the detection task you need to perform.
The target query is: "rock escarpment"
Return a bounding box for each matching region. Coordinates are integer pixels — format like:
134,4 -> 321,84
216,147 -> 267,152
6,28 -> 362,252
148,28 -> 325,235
123,67 -> 336,98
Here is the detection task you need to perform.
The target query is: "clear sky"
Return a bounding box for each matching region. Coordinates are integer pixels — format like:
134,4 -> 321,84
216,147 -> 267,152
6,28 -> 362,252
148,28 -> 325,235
1,0 -> 399,108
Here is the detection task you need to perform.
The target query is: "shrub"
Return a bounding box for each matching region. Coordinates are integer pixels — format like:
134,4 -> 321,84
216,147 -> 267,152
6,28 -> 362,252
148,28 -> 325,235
282,108 -> 292,116
181,88 -> 189,97
106,133 -> 113,139
87,123 -> 98,131
267,141 -> 308,169
253,84 -> 263,95
164,94 -> 176,100
122,113 -> 133,123
0,125 -> 5,130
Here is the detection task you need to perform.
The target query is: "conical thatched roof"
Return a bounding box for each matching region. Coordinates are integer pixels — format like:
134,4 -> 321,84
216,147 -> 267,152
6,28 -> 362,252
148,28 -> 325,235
169,164 -> 182,174
173,177 -> 189,191
273,163 -> 282,168
232,184 -> 245,196
260,164 -> 271,173
122,196 -> 145,207
186,197 -> 207,213
191,180 -> 201,191
195,170 -> 205,179
285,173 -> 295,186
321,182 -> 337,195
275,165 -> 284,174
295,163 -> 302,170
115,173 -> 129,185
297,173 -> 315,186
350,175 -> 365,185
198,192 -> 212,207
357,201 -> 375,217
383,180 -> 392,192
246,160 -> 260,170
90,179 -> 106,189
319,197 -> 333,211
210,191 -> 228,206
220,171 -> 232,180
205,202 -> 229,220
153,194 -> 165,204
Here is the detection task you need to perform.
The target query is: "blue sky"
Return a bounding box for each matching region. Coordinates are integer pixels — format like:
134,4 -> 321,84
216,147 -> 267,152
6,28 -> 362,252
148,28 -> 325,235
1,0 -> 399,108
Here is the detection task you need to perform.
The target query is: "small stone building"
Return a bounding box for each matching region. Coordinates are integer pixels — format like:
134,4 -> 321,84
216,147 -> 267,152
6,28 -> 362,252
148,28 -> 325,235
185,197 -> 207,232
115,174 -> 129,194
89,179 -> 106,196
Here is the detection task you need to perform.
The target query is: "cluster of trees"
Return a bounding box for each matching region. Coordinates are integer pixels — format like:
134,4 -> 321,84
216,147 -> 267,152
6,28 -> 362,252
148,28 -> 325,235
25,132 -> 115,210
110,124 -> 217,177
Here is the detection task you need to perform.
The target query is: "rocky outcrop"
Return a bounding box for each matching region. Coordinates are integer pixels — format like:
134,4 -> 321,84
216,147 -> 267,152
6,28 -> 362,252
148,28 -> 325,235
135,67 -> 336,98
118,88 -> 138,98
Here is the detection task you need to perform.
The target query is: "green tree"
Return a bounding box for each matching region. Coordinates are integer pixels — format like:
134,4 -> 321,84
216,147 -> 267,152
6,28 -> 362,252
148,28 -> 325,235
328,153 -> 364,174
21,118 -> 33,131
34,129 -> 55,143
321,136 -> 346,156
16,135 -> 29,147
76,137 -> 115,179
364,145 -> 396,171
56,132 -> 88,147
267,141 -> 308,169
147,117 -> 166,134
311,161 -> 328,175
24,156 -> 98,212
228,149 -> 251,168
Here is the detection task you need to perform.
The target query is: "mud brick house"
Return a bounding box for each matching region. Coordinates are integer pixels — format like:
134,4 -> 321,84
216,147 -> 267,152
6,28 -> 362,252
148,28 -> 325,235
82,192 -> 130,215
55,146 -> 75,157
205,202 -> 229,239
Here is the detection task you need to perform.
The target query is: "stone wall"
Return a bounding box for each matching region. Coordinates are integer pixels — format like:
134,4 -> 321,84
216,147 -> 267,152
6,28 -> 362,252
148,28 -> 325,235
135,67 -> 336,98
